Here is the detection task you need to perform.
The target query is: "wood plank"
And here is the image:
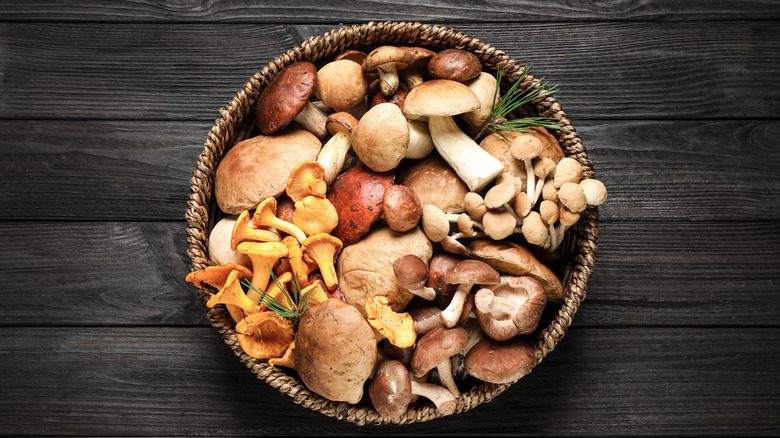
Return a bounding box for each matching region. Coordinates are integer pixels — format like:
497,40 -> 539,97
2,119 -> 777,222
0,221 -> 777,327
2,1 -> 780,22
0,22 -> 778,120
0,326 -> 777,435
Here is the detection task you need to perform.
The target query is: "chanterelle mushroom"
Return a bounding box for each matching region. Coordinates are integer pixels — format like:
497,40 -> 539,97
292,196 -> 339,236
285,160 -> 327,203
403,79 -> 505,192
301,233 -> 343,291
474,276 -> 547,341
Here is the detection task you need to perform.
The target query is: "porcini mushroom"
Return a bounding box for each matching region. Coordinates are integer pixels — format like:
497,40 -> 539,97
327,163 -> 395,245
255,62 -> 328,140
363,46 -> 434,97
403,79 -> 505,192
474,276 -> 547,340
252,196 -> 307,243
301,233 -> 343,290
351,102 -> 410,172
464,336 -> 537,384
410,326 -> 469,398
292,195 -> 339,236
462,72 -> 499,129
207,215 -> 252,269
316,112 -> 359,185
440,259 -> 501,328
399,155 -> 470,214
314,59 -> 368,111
382,185 -> 422,232
428,49 -> 482,82
370,359 -> 457,419
285,160 -> 327,203
393,254 -> 436,301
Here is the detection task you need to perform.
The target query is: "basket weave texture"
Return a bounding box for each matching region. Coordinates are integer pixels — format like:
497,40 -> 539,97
185,21 -> 599,425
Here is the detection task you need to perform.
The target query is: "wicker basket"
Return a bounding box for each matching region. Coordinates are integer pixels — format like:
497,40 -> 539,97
185,21 -> 599,425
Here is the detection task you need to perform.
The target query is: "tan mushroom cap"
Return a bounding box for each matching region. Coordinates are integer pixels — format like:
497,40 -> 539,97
326,111 -> 358,136
534,157 -> 557,178
580,178 -> 608,206
399,155 -> 470,214
510,134 -> 545,161
482,210 -> 517,241
521,211 -> 549,246
421,204 -> 450,243
443,259 -> 501,287
207,215 -> 252,269
539,200 -> 560,224
382,185 -> 423,232
255,62 -> 318,135
462,72 -> 499,127
427,49 -> 482,82
484,181 -> 516,209
214,130 -> 322,214
558,182 -> 588,213
558,206 -> 581,227
410,326 -> 469,377
314,59 -> 368,111
514,192 -> 532,217
362,46 -> 434,73
554,157 -> 584,188
351,102 -> 409,172
464,336 -> 536,384
464,192 -> 488,221
403,79 -> 481,117
468,239 -> 564,303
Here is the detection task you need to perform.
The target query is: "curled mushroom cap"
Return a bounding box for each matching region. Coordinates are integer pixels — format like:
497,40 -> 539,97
465,336 -> 536,384
286,160 -> 327,203
207,215 -> 252,269
351,102 -> 410,172
474,276 -> 547,341
314,59 -> 368,111
236,311 -> 295,360
365,295 -> 417,348
394,254 -> 436,301
428,49 -> 482,82
253,196 -> 307,243
382,185 -> 423,232
186,263 -> 254,322
292,195 -> 339,236
230,210 -> 281,251
301,233 -> 343,291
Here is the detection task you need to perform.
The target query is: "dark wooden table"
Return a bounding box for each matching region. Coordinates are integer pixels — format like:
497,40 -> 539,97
2,2 -> 779,436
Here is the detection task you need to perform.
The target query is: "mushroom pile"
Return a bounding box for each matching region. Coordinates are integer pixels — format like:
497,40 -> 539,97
186,45 -> 608,419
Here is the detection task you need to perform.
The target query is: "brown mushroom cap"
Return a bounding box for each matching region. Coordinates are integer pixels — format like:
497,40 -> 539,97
426,253 -> 462,299
444,259 -> 501,287
327,163 -> 395,245
382,185 -> 423,232
474,276 -> 547,341
351,102 -> 410,172
326,111 -> 358,136
464,336 -> 536,384
371,83 -> 409,109
314,59 -> 368,111
468,239 -> 564,303
255,62 -> 318,135
214,130 -> 321,214
393,254 -> 429,291
403,79 -> 481,117
399,155 -> 470,214
369,360 -> 413,419
428,49 -> 482,82
410,326 -> 469,377
294,298 -> 377,404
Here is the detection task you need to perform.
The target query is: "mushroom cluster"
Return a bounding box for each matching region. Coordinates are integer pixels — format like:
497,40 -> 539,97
187,45 -> 608,419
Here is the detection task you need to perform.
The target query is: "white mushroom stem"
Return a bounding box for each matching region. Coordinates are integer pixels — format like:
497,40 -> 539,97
553,223 -> 571,250
316,130 -> 351,185
294,101 -> 329,140
409,285 -> 437,301
523,159 -> 536,205
410,381 -> 457,416
547,223 -> 558,250
440,235 -> 471,256
378,63 -> 401,96
532,176 -> 546,206
428,115 -> 505,192
436,359 -> 460,398
474,288 -> 519,318
441,284 -> 472,328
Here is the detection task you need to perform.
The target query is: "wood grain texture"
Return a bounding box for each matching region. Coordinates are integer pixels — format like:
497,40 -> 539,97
1,221 -> 777,327
2,120 -> 777,222
2,1 -> 779,22
0,327 -> 777,435
0,22 -> 778,120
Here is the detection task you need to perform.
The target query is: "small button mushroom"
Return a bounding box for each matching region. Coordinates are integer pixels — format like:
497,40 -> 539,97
542,178 -> 559,203
521,211 -> 549,247
482,210 -> 519,241
558,181 -> 588,214
351,103 -> 410,172
427,49 -> 482,83
580,178 -> 608,206
464,336 -> 536,384
552,206 -> 581,250
510,133 -> 545,203
410,326 -> 469,398
314,59 -> 368,111
484,180 -> 516,210
539,200 -> 560,249
532,157 -> 557,205
383,185 -> 423,232
440,260 -> 501,328
474,276 -> 547,341
400,155 -> 470,214
316,112 -> 359,185
369,360 -> 456,419
514,191 -> 532,218
255,62 -> 328,140
403,80 -> 505,192
421,204 -> 451,243
394,254 -> 436,301
464,192 -> 488,221
554,157 -> 584,188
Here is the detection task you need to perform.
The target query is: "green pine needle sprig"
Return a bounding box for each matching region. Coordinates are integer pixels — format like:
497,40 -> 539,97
241,268 -> 314,329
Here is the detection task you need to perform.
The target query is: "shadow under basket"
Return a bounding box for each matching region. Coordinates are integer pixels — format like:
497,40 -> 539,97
185,21 -> 600,426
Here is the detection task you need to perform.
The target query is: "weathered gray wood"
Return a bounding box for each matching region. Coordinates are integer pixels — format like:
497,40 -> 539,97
2,1 -> 779,22
1,221 -> 777,327
0,22 -> 778,120
0,327 -> 777,435
1,119 -> 777,222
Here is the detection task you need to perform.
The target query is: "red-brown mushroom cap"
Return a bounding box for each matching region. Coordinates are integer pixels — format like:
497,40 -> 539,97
393,254 -> 435,300
410,326 -> 469,377
325,112 -> 358,136
255,62 -> 318,134
428,49 -> 483,82
464,336 -> 536,384
382,185 -> 423,232
474,276 -> 547,341
444,259 -> 501,287
369,360 -> 413,419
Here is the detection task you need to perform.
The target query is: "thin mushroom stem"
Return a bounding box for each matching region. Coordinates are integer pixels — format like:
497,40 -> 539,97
410,381 -> 457,416
440,283 -> 471,328
524,159 -> 536,203
436,359 -> 460,398
547,223 -> 558,250
532,176 -> 545,206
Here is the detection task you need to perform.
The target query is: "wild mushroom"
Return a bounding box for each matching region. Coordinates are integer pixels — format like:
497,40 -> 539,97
280,235 -> 315,288
403,79 -> 505,192
532,157 -> 557,205
421,204 -> 451,243
314,59 -> 368,111
393,254 -> 436,301
542,178 -> 559,203
365,295 -> 417,348
285,160 -> 327,203
230,210 -> 281,251
205,268 -> 263,315
351,102 -> 410,172
426,252 -> 462,299
362,46 -> 434,97
440,259 -> 501,328
370,83 -> 408,109
539,200 -> 560,249
427,49 -> 482,83
369,359 -> 457,419
464,192 -> 488,221
552,207 -> 581,250
468,239 -> 564,303
399,155 -> 470,214
327,163 -> 395,245
236,241 -> 289,298
214,129 -> 321,214
316,112 -> 359,185
405,120 -> 435,159
292,195 -> 339,236
301,233 -> 342,291
268,339 -> 296,370
294,298 -> 377,404
464,336 -> 537,384
510,132 -> 545,203
255,62 -> 328,140
207,215 -> 252,269
407,306 -> 447,336
482,209 -> 519,241
554,157 -> 583,188
461,72 -> 499,129
185,263 -> 253,323
521,211 -> 549,248
382,185 -> 423,232
252,196 -> 307,243
580,178 -> 608,206
557,182 -> 588,214
410,326 -> 469,398
235,310 -> 295,360
474,276 -> 547,341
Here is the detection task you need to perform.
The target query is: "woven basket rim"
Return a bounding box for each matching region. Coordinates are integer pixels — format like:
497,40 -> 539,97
184,20 -> 600,426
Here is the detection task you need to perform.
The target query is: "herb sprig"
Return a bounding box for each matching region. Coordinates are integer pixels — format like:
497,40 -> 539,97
241,269 -> 313,331
478,65 -> 561,139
